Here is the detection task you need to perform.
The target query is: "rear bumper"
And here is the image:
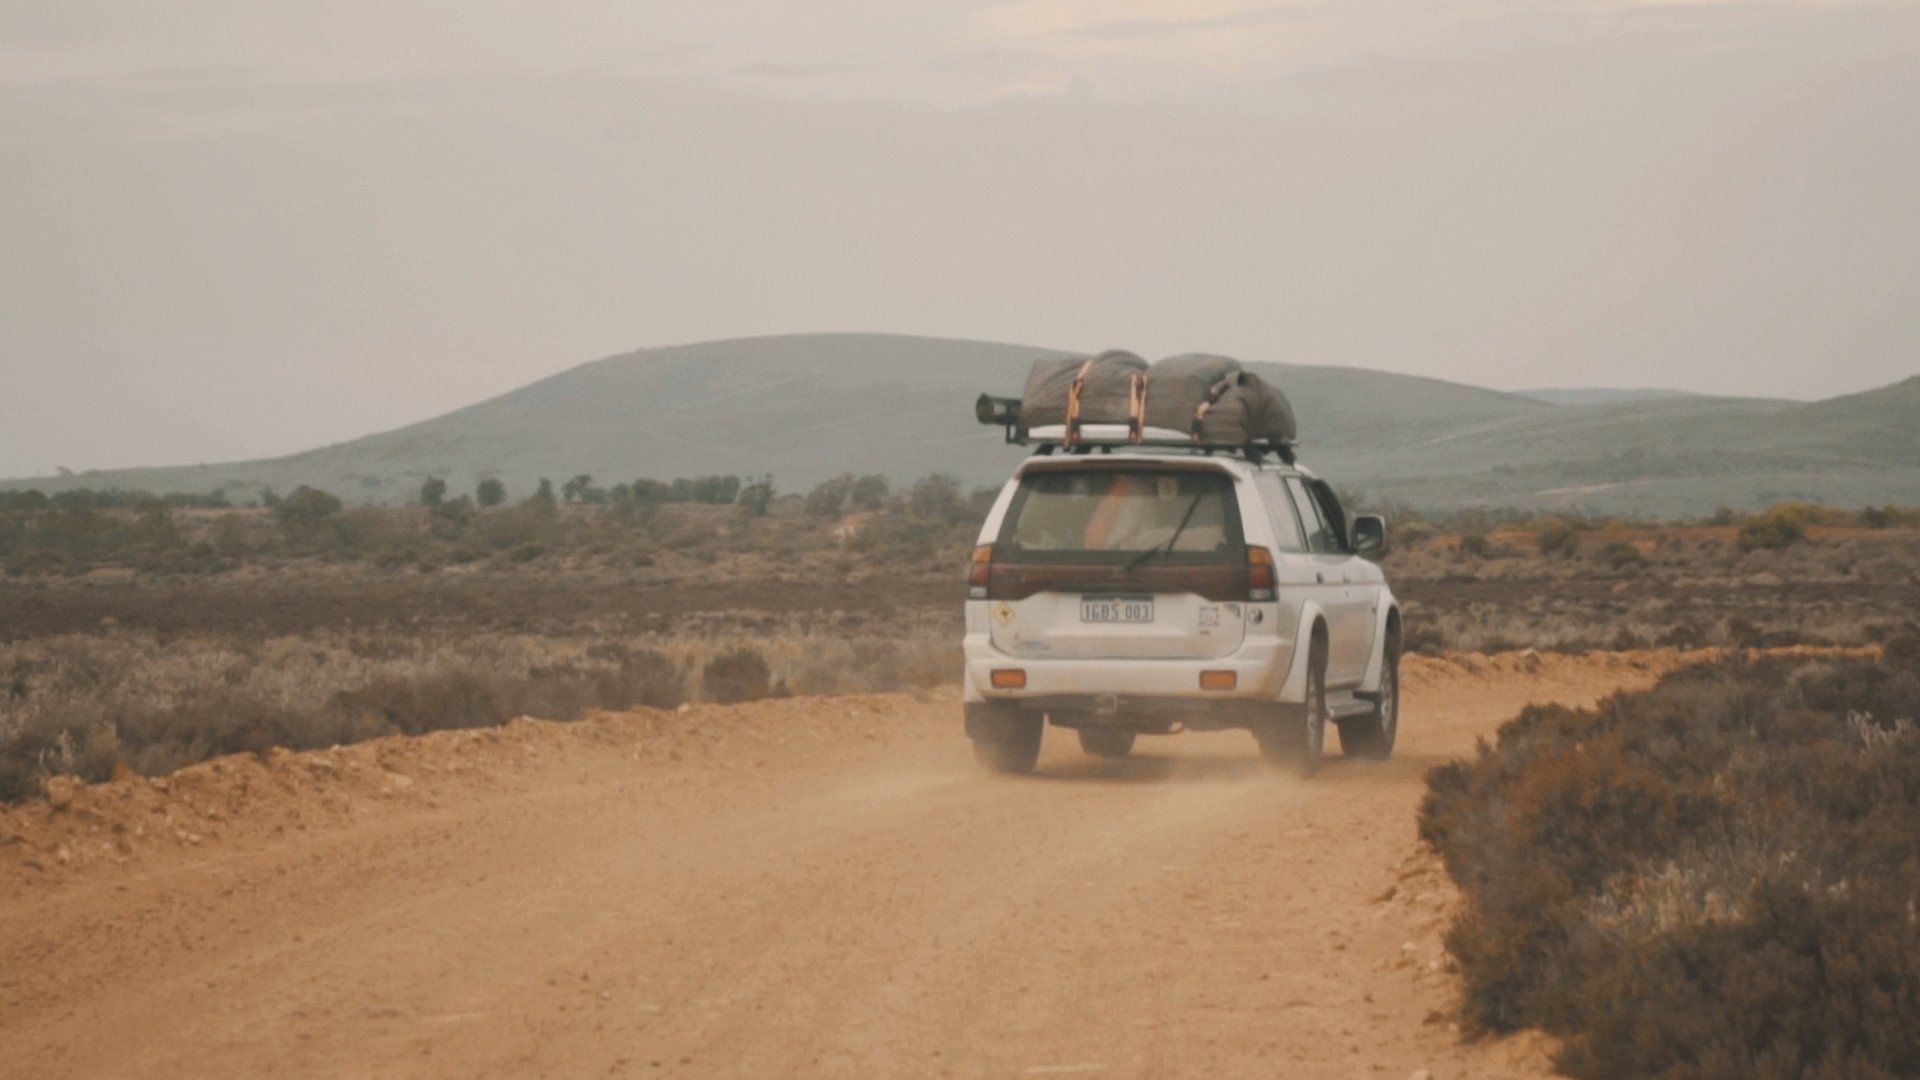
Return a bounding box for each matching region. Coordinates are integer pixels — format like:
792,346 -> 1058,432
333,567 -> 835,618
963,633 -> 1291,707
966,655 -> 1284,699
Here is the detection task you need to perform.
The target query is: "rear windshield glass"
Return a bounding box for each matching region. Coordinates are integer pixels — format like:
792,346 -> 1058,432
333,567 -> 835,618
997,470 -> 1242,564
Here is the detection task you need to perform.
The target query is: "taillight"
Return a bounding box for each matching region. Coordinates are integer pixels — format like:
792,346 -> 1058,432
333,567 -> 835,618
991,668 -> 1027,689
968,544 -> 993,598
1247,546 -> 1276,601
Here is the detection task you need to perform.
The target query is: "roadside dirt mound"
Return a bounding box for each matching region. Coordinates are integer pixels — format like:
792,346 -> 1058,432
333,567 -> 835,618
1400,644 -> 1675,687
1,650 -> 1712,1079
1,691 -> 935,893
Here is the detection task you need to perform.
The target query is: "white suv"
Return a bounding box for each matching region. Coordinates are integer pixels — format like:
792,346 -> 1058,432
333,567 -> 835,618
962,427 -> 1400,776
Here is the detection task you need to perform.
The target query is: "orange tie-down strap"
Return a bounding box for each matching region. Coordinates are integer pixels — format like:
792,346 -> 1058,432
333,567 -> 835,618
1062,359 -> 1096,446
1128,372 -> 1146,443
1191,376 -> 1236,441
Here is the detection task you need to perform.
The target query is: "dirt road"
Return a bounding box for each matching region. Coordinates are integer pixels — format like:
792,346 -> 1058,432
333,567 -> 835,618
0,651 -> 1688,1079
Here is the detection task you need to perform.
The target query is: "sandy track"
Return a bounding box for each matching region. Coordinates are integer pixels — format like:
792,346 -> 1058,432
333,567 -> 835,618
0,651 -> 1690,1079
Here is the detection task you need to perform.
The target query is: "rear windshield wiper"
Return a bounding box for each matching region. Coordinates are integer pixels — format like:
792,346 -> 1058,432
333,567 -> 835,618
1125,494 -> 1205,573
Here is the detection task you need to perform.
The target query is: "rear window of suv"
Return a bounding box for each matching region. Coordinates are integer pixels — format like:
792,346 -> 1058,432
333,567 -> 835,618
996,469 -> 1243,564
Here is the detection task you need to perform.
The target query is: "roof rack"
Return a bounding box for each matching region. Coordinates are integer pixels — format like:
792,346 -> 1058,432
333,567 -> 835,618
975,395 -> 1296,465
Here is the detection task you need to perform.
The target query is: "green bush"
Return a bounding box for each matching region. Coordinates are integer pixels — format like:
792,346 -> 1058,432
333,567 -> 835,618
806,474 -> 855,518
1396,520 -> 1439,548
1421,653 -> 1920,1079
0,490 -> 50,512
273,486 -> 344,535
736,476 -> 775,518
907,474 -> 970,525
1536,519 -> 1582,558
429,495 -> 475,539
1596,540 -> 1647,570
849,474 -> 890,511
1738,513 -> 1805,552
562,474 -> 608,504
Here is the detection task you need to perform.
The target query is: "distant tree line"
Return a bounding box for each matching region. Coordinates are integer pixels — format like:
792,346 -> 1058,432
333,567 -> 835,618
0,470 -> 985,576
0,488 -> 232,512
546,473 -> 755,507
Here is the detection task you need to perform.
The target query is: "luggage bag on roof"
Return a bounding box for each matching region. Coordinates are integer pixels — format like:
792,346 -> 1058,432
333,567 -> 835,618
1144,353 -> 1297,446
1019,350 -> 1149,438
1005,350 -> 1297,448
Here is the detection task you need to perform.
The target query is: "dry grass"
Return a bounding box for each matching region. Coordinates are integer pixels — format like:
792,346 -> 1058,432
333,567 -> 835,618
1383,526 -> 1920,654
0,614 -> 958,801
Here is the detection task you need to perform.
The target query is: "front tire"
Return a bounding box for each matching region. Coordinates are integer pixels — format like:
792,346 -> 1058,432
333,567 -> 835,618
1077,728 -> 1136,759
1257,636 -> 1327,777
1337,635 -> 1399,761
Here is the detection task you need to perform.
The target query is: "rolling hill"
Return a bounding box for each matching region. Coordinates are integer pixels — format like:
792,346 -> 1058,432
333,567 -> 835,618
1515,388 -> 1706,407
4,334 -> 1916,515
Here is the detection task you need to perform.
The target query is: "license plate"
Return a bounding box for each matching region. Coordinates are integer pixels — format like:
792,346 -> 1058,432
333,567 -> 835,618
1081,596 -> 1154,624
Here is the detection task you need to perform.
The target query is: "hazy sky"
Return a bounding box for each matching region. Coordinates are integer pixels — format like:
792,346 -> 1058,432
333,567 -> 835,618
2,1 -> 1917,476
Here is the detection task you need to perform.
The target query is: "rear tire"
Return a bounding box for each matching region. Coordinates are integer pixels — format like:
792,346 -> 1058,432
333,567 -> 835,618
1257,636 -> 1327,777
1337,634 -> 1399,761
971,713 -> 1043,774
1077,728 -> 1136,759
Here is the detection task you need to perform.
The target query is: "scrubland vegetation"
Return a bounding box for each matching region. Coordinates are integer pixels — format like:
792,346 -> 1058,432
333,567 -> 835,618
1422,642 -> 1920,1079
3,474 -> 1917,804
0,473 -> 983,801
1383,511 -> 1920,654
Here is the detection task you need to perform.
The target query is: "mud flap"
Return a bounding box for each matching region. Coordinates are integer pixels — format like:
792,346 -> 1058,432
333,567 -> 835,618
964,701 -> 1030,740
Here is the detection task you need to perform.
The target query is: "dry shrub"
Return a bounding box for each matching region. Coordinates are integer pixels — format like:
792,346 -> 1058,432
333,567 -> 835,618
1733,502 -> 1838,553
1421,652 -> 1920,1078
332,670 -> 508,738
1536,520 -> 1583,558
778,635 -> 958,696
1594,540 -> 1646,570
701,647 -> 772,704
0,631 -> 687,800
0,611 -> 969,800
0,708 -> 122,802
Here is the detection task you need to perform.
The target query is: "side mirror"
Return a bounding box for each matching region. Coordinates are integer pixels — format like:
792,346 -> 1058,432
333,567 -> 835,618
1351,514 -> 1387,555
